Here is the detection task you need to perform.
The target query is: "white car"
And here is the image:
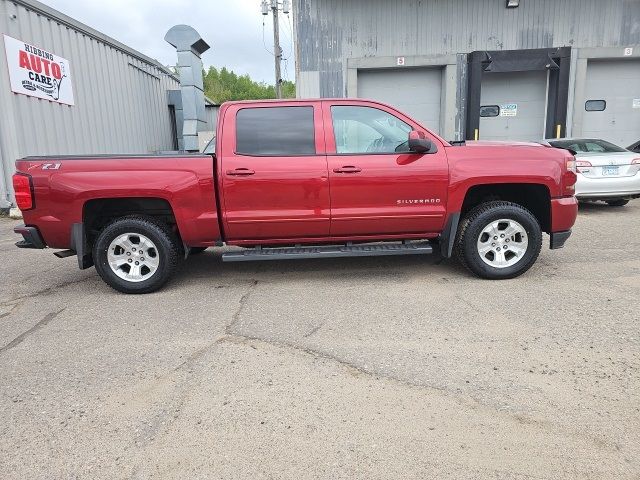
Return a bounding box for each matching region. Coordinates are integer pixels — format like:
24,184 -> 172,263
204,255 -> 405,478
542,138 -> 640,207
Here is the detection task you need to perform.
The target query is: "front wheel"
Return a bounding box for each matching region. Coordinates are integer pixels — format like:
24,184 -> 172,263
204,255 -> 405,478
93,216 -> 181,294
455,201 -> 542,280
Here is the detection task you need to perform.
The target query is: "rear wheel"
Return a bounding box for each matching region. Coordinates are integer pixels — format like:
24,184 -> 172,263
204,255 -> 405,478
456,201 -> 542,279
605,199 -> 629,207
93,216 -> 180,294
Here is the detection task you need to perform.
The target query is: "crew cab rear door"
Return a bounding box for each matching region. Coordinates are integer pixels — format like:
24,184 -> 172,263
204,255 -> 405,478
323,100 -> 449,237
218,102 -> 330,241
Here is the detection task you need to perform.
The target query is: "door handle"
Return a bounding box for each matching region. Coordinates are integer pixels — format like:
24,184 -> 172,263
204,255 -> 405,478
333,166 -> 362,174
226,168 -> 255,176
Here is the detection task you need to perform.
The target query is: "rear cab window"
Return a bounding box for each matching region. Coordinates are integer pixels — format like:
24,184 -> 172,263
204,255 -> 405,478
235,106 -> 316,156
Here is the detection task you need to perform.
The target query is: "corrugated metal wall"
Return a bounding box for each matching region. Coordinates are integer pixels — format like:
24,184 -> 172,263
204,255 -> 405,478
294,0 -> 640,97
0,0 -> 180,208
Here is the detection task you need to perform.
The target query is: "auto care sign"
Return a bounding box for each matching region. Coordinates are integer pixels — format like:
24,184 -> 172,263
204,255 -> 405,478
3,35 -> 74,105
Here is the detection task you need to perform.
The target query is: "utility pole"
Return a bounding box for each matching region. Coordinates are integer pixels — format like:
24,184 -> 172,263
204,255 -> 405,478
262,0 -> 289,98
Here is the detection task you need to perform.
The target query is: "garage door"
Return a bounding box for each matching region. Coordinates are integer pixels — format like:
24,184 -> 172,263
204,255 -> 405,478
357,68 -> 442,134
582,59 -> 640,148
479,71 -> 548,141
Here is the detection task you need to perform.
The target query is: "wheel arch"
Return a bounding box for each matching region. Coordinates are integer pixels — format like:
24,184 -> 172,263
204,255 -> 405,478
82,197 -> 181,249
459,183 -> 551,233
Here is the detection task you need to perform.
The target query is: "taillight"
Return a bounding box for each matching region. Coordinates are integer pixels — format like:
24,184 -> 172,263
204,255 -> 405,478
563,156 -> 577,195
12,173 -> 34,210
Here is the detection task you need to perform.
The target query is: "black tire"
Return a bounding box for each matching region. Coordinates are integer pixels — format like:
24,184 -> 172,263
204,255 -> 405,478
605,199 -> 629,207
189,247 -> 208,255
455,201 -> 542,280
93,215 -> 180,294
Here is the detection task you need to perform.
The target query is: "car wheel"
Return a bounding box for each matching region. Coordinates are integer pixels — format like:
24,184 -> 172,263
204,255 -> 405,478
605,199 -> 629,207
93,216 -> 180,294
455,201 -> 542,280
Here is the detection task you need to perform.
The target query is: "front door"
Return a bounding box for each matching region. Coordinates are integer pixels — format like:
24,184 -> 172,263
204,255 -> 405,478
324,102 -> 449,237
220,103 -> 330,241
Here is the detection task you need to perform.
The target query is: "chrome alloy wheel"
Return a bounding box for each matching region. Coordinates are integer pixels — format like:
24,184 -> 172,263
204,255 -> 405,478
107,233 -> 159,282
476,219 -> 528,269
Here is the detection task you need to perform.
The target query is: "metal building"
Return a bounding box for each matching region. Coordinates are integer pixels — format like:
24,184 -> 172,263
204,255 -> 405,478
0,0 -> 209,210
293,0 -> 640,146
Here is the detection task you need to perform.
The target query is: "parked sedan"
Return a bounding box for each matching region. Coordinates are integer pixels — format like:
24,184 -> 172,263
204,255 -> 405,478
628,140 -> 640,154
542,138 -> 640,206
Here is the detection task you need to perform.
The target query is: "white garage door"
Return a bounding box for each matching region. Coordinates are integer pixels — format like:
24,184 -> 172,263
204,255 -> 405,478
357,68 -> 442,134
479,71 -> 548,141
582,59 -> 640,148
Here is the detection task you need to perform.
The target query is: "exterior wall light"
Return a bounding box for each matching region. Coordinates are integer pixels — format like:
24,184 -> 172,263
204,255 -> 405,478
506,0 -> 520,7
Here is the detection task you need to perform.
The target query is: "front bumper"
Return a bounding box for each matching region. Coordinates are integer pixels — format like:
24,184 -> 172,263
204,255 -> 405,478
551,196 -> 578,233
14,225 -> 46,249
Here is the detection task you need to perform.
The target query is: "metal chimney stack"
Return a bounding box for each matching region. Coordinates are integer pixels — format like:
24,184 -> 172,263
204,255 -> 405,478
165,25 -> 210,152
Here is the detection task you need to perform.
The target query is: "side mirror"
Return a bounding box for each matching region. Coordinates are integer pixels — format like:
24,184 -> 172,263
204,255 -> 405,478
408,130 -> 435,153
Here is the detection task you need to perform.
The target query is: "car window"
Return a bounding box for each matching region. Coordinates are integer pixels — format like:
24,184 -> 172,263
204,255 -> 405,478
331,106 -> 412,154
202,136 -> 216,154
584,142 -> 606,152
549,139 -> 626,153
236,106 -> 315,156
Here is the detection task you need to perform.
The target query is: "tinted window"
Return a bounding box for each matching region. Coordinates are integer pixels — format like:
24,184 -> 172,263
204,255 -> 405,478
236,106 -> 315,155
331,106 -> 412,154
585,100 -> 606,112
480,105 -> 500,117
549,139 -> 626,153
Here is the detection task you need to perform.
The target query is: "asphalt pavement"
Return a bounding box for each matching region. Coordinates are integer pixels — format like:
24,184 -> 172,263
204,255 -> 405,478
0,202 -> 638,479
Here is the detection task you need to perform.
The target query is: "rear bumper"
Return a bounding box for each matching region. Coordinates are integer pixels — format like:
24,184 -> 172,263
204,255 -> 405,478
575,174 -> 640,199
550,230 -> 572,249
14,225 -> 46,249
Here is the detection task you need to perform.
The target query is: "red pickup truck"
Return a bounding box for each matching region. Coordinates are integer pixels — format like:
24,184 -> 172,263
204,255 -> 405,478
13,98 -> 578,293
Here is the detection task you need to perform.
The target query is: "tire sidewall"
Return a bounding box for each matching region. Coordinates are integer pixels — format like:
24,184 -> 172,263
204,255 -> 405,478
462,205 -> 542,279
93,220 -> 175,293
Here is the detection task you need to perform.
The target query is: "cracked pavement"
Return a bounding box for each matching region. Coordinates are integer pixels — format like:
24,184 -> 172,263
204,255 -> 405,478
1,202 -> 639,479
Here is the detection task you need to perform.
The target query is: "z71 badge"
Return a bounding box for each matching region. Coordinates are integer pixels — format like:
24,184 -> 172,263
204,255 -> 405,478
41,163 -> 61,170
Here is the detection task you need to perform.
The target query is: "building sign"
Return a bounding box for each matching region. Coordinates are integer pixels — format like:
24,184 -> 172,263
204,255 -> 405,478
3,34 -> 74,105
624,47 -> 633,56
633,98 -> 640,109
500,103 -> 518,117
397,56 -> 405,66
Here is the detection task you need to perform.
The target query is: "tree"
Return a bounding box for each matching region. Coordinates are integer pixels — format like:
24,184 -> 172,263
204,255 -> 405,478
203,66 -> 295,104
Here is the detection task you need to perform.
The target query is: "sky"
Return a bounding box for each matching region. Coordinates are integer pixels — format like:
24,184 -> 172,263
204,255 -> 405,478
40,0 -> 295,85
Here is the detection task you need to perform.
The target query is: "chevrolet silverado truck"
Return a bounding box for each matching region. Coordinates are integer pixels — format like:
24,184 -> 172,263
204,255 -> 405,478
12,99 -> 578,293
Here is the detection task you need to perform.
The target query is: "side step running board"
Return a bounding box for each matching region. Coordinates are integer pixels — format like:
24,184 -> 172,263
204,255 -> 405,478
222,241 -> 433,262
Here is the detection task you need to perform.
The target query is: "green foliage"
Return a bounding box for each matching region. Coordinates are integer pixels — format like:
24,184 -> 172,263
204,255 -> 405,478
203,66 -> 295,104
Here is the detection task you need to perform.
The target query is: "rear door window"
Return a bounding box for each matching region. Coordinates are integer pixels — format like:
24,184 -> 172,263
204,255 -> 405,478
236,106 -> 316,156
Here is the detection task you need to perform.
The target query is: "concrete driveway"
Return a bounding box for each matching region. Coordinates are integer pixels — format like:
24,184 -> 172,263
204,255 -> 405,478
1,202 -> 638,479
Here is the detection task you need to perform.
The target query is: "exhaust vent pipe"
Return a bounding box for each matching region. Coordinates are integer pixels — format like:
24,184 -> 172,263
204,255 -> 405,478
165,25 -> 210,152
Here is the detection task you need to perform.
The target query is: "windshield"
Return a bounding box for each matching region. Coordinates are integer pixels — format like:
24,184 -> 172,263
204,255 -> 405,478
549,139 -> 626,153
202,136 -> 216,154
